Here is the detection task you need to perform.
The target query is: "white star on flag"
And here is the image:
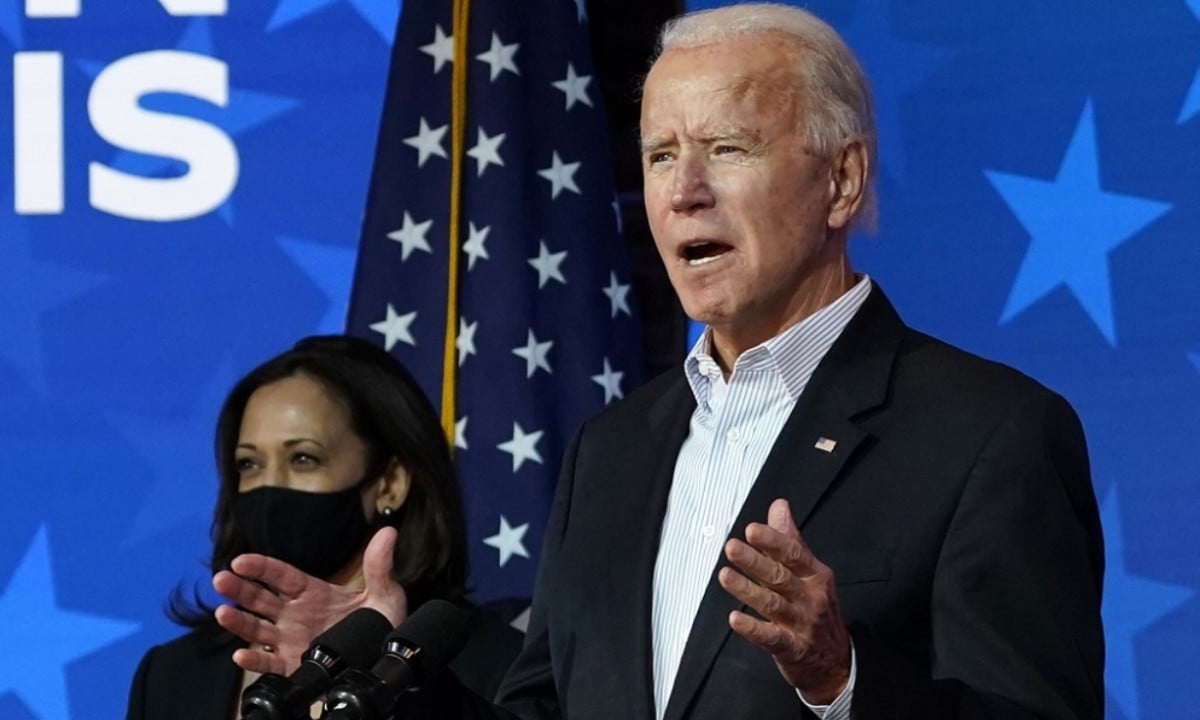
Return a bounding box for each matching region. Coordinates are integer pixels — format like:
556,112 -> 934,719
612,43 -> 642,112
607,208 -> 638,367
538,151 -> 582,199
419,24 -> 455,73
476,32 -> 520,81
552,63 -> 593,110
369,304 -> 417,350
456,317 -> 478,367
403,117 -> 448,167
512,329 -> 554,377
483,515 -> 530,566
462,221 -> 491,271
498,422 -> 544,472
454,416 -> 469,450
467,126 -> 507,177
591,357 -> 624,404
386,212 -> 433,260
528,241 -> 568,288
602,271 -> 632,317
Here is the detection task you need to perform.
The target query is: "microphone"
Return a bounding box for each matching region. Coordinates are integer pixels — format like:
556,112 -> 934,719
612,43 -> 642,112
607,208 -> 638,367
240,607 -> 393,720
320,599 -> 470,720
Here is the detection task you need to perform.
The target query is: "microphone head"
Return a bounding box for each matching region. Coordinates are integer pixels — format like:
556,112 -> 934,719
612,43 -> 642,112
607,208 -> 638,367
312,607 -> 394,670
386,599 -> 471,674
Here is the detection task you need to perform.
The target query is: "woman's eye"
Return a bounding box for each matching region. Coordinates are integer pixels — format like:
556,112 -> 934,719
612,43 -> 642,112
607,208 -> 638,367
234,457 -> 258,473
291,452 -> 320,467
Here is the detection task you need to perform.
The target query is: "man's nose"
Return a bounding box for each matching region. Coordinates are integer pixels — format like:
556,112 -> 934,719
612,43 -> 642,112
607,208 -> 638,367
670,156 -> 715,212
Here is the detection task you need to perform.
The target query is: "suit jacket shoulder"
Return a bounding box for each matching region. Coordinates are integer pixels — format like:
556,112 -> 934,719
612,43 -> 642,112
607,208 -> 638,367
125,630 -> 242,720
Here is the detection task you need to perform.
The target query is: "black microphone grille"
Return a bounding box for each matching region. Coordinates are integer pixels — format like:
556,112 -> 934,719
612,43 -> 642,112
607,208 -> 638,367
313,607 -> 394,670
388,599 -> 471,672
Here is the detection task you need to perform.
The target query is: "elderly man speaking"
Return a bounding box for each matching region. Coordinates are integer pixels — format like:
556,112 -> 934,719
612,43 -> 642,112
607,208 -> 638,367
213,5 -> 1104,720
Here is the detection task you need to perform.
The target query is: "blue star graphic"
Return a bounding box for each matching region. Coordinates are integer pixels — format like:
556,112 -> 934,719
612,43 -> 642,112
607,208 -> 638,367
79,18 -> 300,225
267,0 -> 399,44
0,526 -> 139,720
840,0 -> 951,181
108,358 -> 239,546
0,209 -> 108,396
276,236 -> 358,334
1178,0 -> 1200,123
1101,486 -> 1195,720
984,101 -> 1171,346
0,0 -> 22,47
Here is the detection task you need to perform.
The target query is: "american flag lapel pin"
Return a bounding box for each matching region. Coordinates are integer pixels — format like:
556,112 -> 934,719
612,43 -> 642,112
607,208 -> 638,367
814,436 -> 837,453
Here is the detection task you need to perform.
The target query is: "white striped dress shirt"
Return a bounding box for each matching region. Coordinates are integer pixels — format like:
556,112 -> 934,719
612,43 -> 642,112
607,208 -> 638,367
651,276 -> 871,720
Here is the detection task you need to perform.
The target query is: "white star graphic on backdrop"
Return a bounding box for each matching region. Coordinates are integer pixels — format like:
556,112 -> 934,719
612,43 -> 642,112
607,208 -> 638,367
467,127 -> 507,177
591,358 -> 625,404
538,151 -> 582,199
386,212 -> 433,260
403,117 -> 448,167
370,304 -> 417,350
552,63 -> 593,110
454,416 -> 469,450
457,317 -> 478,367
528,241 -> 568,288
420,24 -> 454,74
512,329 -> 554,377
603,271 -> 632,317
483,515 -> 530,566
476,32 -> 520,81
498,422 -> 544,472
463,221 -> 491,270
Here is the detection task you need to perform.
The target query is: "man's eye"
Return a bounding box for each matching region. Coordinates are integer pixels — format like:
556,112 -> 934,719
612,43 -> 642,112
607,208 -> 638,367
714,145 -> 742,155
647,152 -> 672,164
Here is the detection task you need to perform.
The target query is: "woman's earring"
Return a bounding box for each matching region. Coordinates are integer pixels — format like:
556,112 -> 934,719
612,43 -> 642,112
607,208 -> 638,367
380,506 -> 395,517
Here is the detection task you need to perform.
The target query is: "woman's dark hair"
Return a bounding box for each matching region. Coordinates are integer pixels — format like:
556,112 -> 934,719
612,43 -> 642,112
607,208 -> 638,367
169,335 -> 467,635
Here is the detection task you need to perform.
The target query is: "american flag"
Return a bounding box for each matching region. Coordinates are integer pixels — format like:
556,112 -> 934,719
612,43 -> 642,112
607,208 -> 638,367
346,0 -> 642,601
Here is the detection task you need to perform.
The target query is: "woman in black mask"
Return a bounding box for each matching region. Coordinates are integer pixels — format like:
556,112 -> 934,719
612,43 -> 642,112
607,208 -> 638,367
125,335 -> 521,720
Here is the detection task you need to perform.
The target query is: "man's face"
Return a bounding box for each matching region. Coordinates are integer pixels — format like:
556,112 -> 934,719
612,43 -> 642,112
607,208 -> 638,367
641,35 -> 854,357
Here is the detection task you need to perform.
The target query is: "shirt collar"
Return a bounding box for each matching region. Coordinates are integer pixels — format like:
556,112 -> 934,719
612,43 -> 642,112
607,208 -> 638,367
684,275 -> 873,405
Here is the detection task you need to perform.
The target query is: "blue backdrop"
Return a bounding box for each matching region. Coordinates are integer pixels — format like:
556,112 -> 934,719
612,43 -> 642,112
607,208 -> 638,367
1,1 -> 1197,719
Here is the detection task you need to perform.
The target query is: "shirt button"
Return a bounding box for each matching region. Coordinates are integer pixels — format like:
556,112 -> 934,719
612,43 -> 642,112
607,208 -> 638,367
726,428 -> 741,443
701,524 -> 716,538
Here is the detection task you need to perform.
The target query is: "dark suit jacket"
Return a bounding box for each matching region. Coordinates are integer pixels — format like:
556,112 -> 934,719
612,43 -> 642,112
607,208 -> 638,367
125,604 -> 524,720
479,285 -> 1103,720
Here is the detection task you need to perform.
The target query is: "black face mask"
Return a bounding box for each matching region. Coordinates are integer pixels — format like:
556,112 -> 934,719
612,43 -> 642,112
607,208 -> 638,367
232,483 -> 372,580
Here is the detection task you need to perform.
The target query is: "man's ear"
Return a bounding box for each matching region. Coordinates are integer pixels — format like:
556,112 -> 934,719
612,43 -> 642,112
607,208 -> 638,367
827,138 -> 868,231
374,459 -> 411,515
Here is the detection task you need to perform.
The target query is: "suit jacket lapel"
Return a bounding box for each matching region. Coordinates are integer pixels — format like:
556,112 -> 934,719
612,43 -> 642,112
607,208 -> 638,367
661,285 -> 905,720
620,374 -> 696,720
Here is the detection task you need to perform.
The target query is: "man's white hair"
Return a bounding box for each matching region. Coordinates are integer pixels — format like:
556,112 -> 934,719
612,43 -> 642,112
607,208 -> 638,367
656,3 -> 878,229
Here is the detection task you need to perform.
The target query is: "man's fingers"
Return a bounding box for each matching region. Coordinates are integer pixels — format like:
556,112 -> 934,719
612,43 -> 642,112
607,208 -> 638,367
228,553 -> 312,598
724,538 -> 793,592
744,511 -> 821,579
766,498 -> 797,536
718,565 -> 799,626
728,609 -> 792,655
